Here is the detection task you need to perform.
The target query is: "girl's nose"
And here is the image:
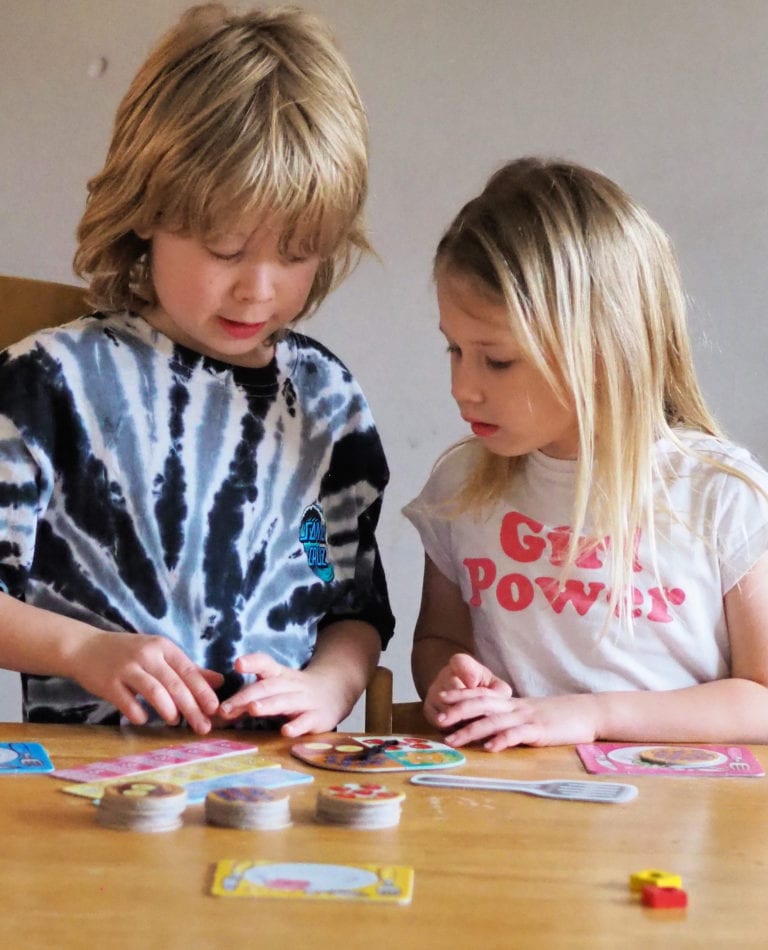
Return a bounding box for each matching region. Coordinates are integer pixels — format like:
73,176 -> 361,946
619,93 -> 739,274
234,263 -> 274,303
451,363 -> 483,405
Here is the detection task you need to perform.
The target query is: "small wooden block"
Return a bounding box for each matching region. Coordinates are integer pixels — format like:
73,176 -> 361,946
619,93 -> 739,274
629,869 -> 682,892
641,884 -> 688,909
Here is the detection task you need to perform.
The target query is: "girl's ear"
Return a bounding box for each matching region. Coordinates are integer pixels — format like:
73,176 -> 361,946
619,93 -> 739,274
134,227 -> 153,240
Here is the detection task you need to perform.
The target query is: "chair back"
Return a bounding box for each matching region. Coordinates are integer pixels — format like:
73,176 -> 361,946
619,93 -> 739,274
0,275 -> 87,350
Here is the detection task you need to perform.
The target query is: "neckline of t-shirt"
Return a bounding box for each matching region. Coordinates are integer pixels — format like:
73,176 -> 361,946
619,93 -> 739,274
525,449 -> 579,482
115,313 -> 299,394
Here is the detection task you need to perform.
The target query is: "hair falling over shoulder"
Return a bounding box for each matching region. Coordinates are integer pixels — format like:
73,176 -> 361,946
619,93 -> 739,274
74,3 -> 370,316
434,156 -> 724,632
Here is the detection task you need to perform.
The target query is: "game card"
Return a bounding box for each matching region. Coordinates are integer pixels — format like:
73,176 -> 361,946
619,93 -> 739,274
211,860 -> 413,904
59,751 -> 280,800
578,742 -> 764,777
0,742 -> 54,774
52,737 -> 256,783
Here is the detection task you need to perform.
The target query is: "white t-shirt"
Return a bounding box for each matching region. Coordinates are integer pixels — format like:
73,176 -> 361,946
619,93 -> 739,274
403,434 -> 768,697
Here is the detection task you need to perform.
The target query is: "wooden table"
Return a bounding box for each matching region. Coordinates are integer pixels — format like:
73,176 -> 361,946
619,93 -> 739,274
1,723 -> 767,948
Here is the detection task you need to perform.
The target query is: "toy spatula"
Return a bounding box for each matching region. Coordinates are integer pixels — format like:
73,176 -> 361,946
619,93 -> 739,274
410,773 -> 638,803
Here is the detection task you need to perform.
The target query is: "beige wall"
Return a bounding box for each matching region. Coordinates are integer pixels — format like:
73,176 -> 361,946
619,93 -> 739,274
2,0 -> 767,725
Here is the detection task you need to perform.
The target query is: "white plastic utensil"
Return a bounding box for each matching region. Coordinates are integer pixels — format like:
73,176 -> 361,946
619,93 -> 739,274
410,773 -> 638,803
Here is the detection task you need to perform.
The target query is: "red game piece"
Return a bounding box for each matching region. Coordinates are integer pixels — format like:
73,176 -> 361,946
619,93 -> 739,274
641,884 -> 688,908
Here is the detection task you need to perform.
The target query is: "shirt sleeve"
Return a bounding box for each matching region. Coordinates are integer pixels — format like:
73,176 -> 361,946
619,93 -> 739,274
317,423 -> 395,649
714,448 -> 768,593
402,446 -> 471,586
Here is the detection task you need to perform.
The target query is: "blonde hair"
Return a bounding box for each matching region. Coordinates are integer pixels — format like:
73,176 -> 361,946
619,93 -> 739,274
74,3 -> 369,315
435,157 -> 724,629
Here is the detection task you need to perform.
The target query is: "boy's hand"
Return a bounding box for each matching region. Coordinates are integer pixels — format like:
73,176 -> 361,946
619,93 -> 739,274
69,631 -> 222,735
217,652 -> 344,737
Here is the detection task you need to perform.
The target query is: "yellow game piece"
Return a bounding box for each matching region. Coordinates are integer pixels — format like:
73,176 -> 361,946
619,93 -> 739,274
629,869 -> 682,892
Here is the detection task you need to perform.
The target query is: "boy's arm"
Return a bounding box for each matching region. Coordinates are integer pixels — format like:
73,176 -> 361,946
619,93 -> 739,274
411,554 -> 476,698
0,592 -> 221,733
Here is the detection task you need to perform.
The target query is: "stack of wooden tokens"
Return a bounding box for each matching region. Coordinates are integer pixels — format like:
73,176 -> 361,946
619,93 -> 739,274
205,787 -> 292,830
316,782 -> 405,829
96,780 -> 187,832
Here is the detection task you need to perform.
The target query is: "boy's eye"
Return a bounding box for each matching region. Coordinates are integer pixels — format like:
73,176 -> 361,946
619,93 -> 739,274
208,248 -> 243,262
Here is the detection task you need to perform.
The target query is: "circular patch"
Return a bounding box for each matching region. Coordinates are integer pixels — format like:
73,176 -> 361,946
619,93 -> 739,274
638,747 -> 724,767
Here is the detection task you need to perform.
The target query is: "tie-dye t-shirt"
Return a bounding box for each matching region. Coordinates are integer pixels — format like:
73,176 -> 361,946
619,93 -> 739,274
0,312 -> 394,724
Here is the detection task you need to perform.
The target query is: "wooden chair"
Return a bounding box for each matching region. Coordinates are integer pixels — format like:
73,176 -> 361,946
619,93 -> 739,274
364,665 -> 431,734
0,274 -> 88,350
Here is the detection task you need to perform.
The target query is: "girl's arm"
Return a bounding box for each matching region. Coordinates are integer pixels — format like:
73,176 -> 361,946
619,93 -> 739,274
220,619 -> 381,736
0,593 -> 222,733
411,554 -> 475,698
438,551 -> 768,749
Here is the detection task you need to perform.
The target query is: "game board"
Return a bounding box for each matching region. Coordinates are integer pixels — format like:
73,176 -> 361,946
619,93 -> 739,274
290,735 -> 465,772
578,742 -> 764,778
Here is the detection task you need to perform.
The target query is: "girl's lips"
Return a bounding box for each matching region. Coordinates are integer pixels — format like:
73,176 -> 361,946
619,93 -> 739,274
218,317 -> 267,340
470,421 -> 499,438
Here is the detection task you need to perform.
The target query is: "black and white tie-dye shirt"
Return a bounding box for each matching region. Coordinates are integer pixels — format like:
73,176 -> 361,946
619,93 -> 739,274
0,312 -> 394,725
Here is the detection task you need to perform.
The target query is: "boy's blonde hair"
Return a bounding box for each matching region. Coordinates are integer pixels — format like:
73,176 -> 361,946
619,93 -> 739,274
435,157 -> 722,628
74,3 -> 369,316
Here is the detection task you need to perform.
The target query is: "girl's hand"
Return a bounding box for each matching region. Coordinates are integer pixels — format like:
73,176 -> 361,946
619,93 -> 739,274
424,653 -> 512,726
217,653 -> 344,737
69,631 -> 222,735
437,691 -> 601,751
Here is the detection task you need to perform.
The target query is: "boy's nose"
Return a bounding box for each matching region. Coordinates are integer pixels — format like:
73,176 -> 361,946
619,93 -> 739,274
234,263 -> 274,303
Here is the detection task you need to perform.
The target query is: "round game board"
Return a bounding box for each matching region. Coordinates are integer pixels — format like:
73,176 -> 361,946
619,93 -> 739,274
291,735 -> 466,773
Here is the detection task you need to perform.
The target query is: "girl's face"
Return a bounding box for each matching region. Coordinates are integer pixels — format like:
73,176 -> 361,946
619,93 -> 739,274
437,271 -> 579,460
141,221 -> 320,367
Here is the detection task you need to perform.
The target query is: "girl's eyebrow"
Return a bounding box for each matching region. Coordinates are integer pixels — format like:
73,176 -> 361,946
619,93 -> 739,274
438,324 -> 512,347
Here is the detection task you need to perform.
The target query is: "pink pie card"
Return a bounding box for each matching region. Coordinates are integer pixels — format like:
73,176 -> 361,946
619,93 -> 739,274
577,742 -> 764,778
51,738 -> 256,783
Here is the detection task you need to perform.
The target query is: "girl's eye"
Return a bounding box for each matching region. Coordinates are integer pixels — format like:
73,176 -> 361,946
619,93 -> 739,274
446,343 -> 460,357
486,357 -> 515,371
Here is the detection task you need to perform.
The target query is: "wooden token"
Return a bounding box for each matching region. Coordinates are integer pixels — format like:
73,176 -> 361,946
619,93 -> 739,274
97,781 -> 187,832
205,786 -> 292,830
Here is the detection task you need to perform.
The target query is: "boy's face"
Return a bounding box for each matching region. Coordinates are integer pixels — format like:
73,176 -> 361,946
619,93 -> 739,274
141,221 -> 320,367
437,271 -> 579,460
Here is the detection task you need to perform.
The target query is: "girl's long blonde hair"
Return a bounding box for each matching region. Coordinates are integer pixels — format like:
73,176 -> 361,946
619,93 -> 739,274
435,157 -> 722,630
74,3 -> 369,316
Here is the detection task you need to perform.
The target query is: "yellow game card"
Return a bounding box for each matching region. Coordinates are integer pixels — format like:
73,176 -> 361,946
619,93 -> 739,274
211,860 -> 413,904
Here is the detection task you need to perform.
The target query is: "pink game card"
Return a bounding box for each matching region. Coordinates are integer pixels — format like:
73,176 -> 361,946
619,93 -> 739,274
51,738 -> 256,782
577,742 -> 764,778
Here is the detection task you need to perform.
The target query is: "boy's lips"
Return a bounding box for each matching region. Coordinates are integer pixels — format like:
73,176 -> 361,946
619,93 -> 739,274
218,316 -> 268,340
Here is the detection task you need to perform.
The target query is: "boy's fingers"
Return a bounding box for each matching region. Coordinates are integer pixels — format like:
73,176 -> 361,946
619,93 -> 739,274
234,652 -> 284,678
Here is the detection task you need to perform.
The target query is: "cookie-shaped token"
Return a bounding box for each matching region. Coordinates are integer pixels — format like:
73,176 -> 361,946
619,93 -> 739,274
205,786 -> 291,830
638,747 -> 723,767
97,780 -> 187,832
316,782 -> 405,829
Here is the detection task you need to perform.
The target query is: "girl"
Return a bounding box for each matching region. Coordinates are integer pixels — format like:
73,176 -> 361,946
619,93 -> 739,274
405,157 -> 768,750
0,4 -> 394,736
